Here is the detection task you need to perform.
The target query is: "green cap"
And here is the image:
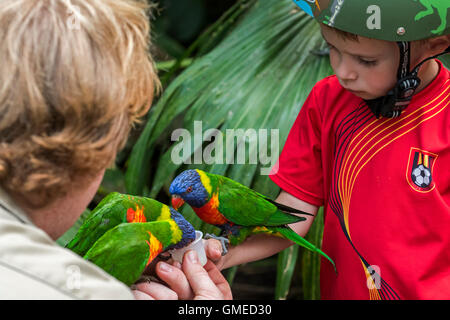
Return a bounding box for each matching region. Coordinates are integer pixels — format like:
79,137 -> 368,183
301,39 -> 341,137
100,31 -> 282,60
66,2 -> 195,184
292,0 -> 450,41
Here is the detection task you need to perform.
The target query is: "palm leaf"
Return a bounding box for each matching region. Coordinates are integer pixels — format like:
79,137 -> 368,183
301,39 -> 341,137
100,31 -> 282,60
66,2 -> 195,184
125,0 -> 333,297
439,55 -> 449,69
56,209 -> 92,247
301,207 -> 324,300
275,245 -> 299,300
126,0 -> 332,196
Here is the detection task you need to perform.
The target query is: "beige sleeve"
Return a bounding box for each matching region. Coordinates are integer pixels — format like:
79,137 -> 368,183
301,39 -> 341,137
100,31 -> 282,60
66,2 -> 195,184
0,218 -> 134,300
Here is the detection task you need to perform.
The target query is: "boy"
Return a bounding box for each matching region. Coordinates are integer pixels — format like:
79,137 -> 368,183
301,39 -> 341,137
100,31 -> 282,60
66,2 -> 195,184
207,0 -> 450,299
0,0 -> 230,300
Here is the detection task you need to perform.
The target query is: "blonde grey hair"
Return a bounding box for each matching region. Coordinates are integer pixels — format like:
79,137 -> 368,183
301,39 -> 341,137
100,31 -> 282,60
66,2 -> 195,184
0,0 -> 160,207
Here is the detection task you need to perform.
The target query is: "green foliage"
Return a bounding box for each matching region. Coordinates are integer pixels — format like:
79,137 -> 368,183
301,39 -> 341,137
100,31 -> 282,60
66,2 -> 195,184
56,209 -> 91,247
56,0 -> 450,298
301,207 -> 324,300
125,0 -> 332,197
275,245 -> 299,300
59,0 -> 332,298
440,55 -> 450,69
124,0 -> 332,298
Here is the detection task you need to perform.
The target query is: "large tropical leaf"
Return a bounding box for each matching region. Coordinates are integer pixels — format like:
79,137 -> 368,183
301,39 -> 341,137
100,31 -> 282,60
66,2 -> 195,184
275,245 -> 299,299
301,207 -> 324,300
58,0 -> 448,298
440,55 -> 450,69
125,0 -> 333,297
126,0 -> 332,196
56,209 -> 92,247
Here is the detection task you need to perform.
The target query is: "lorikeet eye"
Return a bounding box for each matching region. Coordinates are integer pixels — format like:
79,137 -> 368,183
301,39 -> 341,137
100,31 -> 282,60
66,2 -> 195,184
186,186 -> 193,193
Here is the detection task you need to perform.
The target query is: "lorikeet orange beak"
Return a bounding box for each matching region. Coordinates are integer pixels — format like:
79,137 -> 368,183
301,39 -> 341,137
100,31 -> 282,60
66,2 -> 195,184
171,195 -> 185,210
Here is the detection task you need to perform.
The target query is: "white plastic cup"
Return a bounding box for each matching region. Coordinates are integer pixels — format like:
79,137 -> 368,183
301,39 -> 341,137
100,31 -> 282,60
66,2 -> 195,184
169,230 -> 207,266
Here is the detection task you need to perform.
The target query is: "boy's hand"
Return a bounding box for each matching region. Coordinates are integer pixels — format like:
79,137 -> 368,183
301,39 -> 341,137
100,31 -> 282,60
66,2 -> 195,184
204,238 -> 226,269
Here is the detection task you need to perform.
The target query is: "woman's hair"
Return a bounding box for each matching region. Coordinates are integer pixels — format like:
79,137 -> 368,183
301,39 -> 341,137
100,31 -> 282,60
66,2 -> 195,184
0,0 -> 160,207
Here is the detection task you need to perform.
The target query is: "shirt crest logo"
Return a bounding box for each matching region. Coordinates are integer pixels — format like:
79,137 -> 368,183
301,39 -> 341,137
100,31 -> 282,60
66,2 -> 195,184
406,147 -> 438,192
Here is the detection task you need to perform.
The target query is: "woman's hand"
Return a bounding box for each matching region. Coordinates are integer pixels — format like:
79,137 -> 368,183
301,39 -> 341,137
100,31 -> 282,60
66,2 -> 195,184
132,250 -> 232,300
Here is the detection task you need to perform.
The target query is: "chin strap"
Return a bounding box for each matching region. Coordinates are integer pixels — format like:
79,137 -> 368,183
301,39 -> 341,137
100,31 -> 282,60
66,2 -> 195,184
364,44 -> 450,119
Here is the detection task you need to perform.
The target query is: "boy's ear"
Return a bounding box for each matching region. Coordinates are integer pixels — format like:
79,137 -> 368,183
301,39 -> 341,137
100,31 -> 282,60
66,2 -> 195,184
427,35 -> 450,57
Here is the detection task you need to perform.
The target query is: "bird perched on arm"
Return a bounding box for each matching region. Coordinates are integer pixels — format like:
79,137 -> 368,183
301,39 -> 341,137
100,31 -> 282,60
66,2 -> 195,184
169,169 -> 336,272
66,192 -> 196,285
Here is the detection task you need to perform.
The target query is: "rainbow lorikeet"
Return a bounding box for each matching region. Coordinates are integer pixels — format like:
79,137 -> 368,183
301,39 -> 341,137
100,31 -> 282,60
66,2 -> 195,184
169,169 -> 336,272
66,192 -> 195,286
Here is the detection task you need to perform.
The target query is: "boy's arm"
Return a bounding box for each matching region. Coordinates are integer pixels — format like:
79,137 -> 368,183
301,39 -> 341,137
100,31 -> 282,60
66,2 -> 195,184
205,190 -> 319,270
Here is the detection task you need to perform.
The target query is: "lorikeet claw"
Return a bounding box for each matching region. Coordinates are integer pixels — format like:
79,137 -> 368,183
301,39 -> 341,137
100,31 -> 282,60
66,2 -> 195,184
158,252 -> 172,261
204,233 -> 229,256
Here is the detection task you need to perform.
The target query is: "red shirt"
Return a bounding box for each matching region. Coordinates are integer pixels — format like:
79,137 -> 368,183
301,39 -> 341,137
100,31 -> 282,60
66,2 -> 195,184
269,60 -> 450,300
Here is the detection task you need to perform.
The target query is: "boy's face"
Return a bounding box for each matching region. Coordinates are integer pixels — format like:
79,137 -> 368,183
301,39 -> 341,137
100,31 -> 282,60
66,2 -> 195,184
320,25 -> 400,100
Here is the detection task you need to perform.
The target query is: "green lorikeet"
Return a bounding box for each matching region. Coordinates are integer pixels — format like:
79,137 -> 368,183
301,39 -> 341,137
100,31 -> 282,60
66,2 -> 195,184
66,192 -> 196,285
169,169 -> 336,272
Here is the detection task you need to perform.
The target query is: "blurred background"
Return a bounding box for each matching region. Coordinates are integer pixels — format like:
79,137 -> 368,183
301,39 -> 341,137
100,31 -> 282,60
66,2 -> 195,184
58,0 -> 450,300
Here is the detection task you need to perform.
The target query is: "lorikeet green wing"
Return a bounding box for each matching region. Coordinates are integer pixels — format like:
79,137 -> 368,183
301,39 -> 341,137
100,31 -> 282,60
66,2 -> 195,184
66,192 -> 176,256
84,221 -> 178,286
215,174 -> 306,226
215,174 -> 336,273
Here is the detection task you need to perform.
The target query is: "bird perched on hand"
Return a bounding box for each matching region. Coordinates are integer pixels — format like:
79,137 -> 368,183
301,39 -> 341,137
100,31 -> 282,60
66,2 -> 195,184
169,169 -> 336,272
66,192 -> 196,285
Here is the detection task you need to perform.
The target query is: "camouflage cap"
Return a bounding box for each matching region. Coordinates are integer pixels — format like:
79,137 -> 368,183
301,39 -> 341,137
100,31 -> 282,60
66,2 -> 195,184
292,0 -> 450,41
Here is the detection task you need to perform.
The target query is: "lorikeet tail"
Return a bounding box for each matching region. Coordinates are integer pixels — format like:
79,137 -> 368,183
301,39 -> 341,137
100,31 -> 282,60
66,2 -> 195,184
275,227 -> 337,274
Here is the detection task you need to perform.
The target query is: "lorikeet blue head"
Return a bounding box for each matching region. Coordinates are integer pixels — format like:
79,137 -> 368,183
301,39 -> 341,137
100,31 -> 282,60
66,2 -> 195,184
169,169 -> 209,209
167,207 -> 196,250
